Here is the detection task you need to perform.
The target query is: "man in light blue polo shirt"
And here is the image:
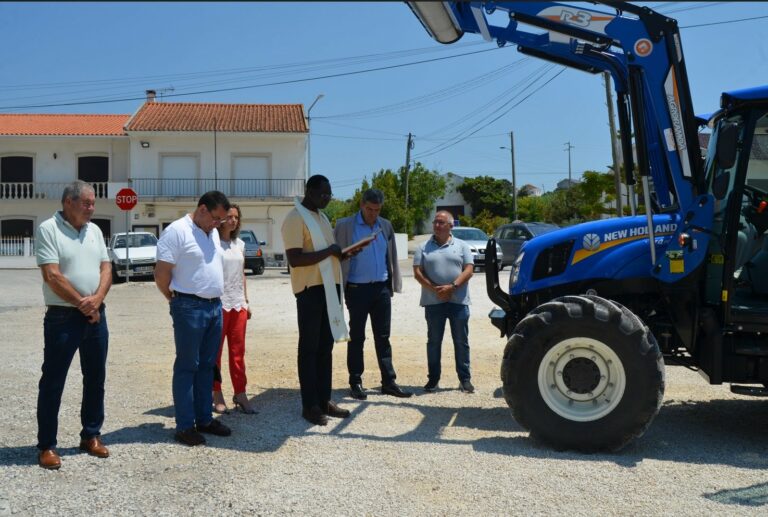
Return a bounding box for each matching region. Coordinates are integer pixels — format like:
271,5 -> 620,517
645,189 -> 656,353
34,180 -> 112,470
413,210 -> 475,393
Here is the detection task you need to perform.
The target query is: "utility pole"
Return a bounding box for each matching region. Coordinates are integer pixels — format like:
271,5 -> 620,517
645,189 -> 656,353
604,72 -> 623,217
500,131 -> 517,221
564,141 -> 575,186
213,117 -> 218,190
306,94 -> 325,180
404,132 -> 414,234
404,132 -> 414,209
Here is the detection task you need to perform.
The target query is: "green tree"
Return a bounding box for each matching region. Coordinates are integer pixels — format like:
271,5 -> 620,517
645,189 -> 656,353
322,198 -> 356,225
348,162 -> 445,236
517,195 -> 549,222
458,210 -> 509,235
456,175 -> 514,217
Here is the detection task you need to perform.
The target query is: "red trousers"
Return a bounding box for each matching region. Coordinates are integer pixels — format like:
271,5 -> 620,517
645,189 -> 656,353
213,308 -> 248,394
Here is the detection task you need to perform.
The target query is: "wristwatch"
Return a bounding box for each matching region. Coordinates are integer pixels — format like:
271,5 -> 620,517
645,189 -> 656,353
450,281 -> 458,289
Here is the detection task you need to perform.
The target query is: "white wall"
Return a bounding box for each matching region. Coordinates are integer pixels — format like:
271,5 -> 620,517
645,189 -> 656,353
127,132 -> 306,181
0,136 -> 130,182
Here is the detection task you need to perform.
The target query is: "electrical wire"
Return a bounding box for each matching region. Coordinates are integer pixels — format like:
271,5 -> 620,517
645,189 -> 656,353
0,46 -> 504,111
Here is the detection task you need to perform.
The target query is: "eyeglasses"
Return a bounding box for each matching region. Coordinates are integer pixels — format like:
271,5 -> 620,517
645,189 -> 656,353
432,220 -> 450,226
205,207 -> 229,225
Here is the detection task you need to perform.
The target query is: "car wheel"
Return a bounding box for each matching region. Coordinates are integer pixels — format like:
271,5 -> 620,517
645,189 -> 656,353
254,263 -> 265,275
501,295 -> 664,452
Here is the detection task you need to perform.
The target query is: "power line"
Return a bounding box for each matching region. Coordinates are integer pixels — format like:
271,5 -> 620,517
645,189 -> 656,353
680,14 -> 768,29
0,46 -> 504,111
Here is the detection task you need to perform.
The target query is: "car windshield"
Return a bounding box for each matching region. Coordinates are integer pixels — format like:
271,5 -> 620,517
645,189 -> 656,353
529,224 -> 559,236
452,228 -> 489,241
114,234 -> 157,249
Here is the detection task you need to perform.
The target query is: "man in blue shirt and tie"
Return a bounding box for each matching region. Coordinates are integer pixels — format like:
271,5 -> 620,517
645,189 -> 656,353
334,189 -> 412,400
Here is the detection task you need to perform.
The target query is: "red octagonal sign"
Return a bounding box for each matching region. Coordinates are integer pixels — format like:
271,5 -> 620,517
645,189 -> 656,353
115,187 -> 138,211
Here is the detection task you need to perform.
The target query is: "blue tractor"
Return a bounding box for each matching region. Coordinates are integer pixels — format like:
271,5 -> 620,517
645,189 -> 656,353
409,1 -> 768,451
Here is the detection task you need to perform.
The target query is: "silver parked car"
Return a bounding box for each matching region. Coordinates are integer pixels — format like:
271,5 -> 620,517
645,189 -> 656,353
493,221 -> 560,269
450,226 -> 502,271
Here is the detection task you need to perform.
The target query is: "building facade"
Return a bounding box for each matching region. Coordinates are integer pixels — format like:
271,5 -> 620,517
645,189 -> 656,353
0,95 -> 308,265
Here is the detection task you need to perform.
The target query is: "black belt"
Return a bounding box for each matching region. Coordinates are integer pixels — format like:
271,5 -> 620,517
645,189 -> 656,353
172,291 -> 221,303
347,281 -> 387,286
46,303 -> 105,313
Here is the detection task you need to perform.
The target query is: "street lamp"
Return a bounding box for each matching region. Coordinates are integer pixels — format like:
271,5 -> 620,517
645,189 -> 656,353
306,94 -> 325,179
500,131 -> 517,221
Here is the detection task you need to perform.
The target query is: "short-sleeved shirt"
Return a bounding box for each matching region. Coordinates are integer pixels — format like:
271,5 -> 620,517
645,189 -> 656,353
156,214 -> 224,299
220,237 -> 247,311
413,235 -> 473,306
35,211 -> 110,307
281,207 -> 340,295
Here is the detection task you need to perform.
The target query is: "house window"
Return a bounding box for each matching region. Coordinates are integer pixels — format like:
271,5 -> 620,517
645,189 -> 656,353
1,156 -> 34,199
161,154 -> 199,196
90,218 -> 111,240
232,155 -> 270,196
1,218 -> 34,237
78,156 -> 109,198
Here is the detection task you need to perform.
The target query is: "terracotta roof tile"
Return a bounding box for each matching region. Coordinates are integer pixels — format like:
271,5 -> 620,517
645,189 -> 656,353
126,102 -> 307,133
0,114 -> 129,136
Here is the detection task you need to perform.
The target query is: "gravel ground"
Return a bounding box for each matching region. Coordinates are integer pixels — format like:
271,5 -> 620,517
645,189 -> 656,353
1,266 -> 767,516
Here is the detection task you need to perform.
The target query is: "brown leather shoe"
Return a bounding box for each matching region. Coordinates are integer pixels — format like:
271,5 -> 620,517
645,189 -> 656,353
325,401 -> 351,418
79,437 -> 109,458
38,449 -> 61,470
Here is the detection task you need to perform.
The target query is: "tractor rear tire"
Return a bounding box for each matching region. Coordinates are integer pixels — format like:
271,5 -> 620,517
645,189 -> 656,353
500,295 -> 664,452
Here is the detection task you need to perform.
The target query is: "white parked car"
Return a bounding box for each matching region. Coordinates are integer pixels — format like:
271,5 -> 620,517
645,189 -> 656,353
451,226 -> 503,271
108,232 -> 158,282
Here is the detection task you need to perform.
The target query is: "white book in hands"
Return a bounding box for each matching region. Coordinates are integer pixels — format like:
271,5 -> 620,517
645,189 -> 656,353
342,229 -> 382,255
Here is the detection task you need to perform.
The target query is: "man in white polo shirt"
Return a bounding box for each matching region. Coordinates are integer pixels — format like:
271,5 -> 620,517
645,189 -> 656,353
35,180 -> 112,470
155,191 -> 233,446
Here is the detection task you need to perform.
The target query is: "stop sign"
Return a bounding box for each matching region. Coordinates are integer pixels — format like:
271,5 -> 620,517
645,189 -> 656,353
115,188 -> 138,211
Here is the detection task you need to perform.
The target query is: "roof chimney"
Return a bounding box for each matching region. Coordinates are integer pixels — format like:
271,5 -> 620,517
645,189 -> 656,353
145,90 -> 156,103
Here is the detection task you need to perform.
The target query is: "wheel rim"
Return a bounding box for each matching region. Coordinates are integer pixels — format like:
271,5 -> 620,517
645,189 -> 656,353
537,337 -> 626,422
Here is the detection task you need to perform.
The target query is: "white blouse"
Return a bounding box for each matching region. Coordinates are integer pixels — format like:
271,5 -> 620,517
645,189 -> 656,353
220,238 -> 248,311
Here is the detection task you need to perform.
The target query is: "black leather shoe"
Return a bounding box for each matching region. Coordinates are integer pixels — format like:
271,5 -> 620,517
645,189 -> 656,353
197,419 -> 232,436
459,380 -> 475,393
349,383 -> 367,400
174,428 -> 206,446
423,379 -> 439,392
302,405 -> 329,426
382,383 -> 413,398
325,401 -> 351,418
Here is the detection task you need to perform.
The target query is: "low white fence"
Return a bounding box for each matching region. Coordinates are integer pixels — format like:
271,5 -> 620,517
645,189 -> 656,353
0,236 -> 33,257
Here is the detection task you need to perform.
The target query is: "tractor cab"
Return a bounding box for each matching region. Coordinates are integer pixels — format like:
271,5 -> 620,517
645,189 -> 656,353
702,89 -> 768,329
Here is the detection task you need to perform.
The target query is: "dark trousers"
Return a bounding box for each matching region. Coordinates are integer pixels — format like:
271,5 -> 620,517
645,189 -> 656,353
345,281 -> 397,386
296,285 -> 337,410
37,305 -> 109,450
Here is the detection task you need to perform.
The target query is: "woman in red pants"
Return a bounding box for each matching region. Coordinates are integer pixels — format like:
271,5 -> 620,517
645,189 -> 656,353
212,204 -> 257,414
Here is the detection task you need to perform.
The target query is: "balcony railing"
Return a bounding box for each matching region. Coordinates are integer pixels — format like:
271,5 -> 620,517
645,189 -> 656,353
131,178 -> 305,199
0,182 -> 110,200
0,179 -> 304,201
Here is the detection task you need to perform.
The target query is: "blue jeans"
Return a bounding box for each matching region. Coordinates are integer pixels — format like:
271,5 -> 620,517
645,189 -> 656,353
424,303 -> 471,383
169,296 -> 222,431
37,305 -> 109,450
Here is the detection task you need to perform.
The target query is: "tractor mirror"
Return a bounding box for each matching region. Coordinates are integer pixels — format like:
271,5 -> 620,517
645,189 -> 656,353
716,122 -> 738,170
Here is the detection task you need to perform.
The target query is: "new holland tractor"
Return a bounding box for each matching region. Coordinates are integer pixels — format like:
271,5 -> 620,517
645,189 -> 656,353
408,1 -> 768,451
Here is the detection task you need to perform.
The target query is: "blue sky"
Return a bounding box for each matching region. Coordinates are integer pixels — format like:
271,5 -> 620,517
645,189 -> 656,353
1,2 -> 766,199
